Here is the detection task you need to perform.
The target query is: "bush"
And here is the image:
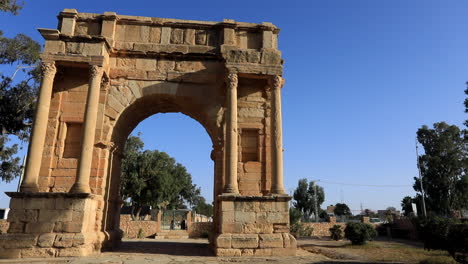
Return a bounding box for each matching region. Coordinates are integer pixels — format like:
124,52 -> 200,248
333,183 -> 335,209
415,216 -> 468,263
344,222 -> 377,245
329,224 -> 344,241
419,256 -> 458,264
137,228 -> 145,239
290,207 -> 302,225
200,231 -> 210,239
290,223 -> 314,237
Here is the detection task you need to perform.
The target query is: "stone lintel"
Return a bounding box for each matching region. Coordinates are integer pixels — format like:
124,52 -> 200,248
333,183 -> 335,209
40,54 -> 106,67
218,194 -> 291,202
37,28 -> 60,40
225,63 -> 283,76
5,192 -> 99,200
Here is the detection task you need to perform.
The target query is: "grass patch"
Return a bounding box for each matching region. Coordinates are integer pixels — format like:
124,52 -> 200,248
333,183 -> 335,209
306,240 -> 456,264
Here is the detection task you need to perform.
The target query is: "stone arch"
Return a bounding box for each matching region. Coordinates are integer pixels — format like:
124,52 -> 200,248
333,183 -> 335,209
100,83 -> 223,247
0,9 -> 296,259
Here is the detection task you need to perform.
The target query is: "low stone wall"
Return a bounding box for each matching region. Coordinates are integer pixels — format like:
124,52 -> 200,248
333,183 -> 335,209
120,215 -> 159,238
189,222 -> 212,238
302,222 -> 345,237
0,220 -> 9,234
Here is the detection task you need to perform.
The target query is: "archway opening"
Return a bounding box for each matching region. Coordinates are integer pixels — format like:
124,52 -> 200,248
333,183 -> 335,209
102,92 -> 220,255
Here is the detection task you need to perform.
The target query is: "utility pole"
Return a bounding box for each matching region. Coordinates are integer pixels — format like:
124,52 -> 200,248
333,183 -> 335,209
314,182 -> 319,222
415,138 -> 427,217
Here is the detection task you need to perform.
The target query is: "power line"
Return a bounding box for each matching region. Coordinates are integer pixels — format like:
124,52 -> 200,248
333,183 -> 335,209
316,179 -> 410,188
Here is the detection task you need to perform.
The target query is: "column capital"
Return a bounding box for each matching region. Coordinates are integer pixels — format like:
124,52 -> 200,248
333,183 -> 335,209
89,65 -> 104,79
271,75 -> 284,90
227,73 -> 238,89
41,61 -> 57,78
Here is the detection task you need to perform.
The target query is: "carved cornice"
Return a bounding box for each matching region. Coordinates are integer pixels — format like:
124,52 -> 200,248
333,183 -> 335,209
41,61 -> 57,78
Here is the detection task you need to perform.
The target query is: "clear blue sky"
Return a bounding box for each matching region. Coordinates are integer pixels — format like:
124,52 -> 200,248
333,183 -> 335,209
0,0 -> 466,214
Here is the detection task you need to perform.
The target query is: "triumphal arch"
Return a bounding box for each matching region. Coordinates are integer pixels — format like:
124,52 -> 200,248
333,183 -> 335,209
0,9 -> 296,258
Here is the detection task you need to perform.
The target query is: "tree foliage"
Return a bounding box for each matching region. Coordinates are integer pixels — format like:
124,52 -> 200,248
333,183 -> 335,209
464,83 -> 468,127
414,122 -> 468,216
121,135 -> 201,217
344,222 -> 377,245
292,178 -> 325,220
0,2 -> 41,182
334,203 -> 351,216
401,196 -> 414,217
192,196 -> 213,217
0,0 -> 23,15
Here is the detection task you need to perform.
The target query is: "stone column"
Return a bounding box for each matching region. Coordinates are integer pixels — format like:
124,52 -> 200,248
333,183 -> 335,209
224,73 -> 239,194
271,75 -> 286,194
71,65 -> 103,193
20,61 -> 57,192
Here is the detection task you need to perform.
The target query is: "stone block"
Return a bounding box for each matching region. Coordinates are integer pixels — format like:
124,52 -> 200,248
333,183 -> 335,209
37,233 -> 56,247
215,234 -> 231,248
55,198 -> 74,210
215,248 -> 241,257
21,248 -> 56,258
25,221 -> 55,233
39,209 -> 72,222
7,222 -> 24,233
54,233 -> 74,248
241,248 -> 254,256
58,247 -> 89,257
282,233 -> 297,248
220,223 -> 243,234
273,223 -> 290,233
62,221 -> 84,233
221,211 -> 234,223
234,211 -> 256,223
9,198 -> 23,210
244,162 -> 262,173
243,223 -> 273,234
220,201 -> 234,212
259,233 -> 283,248
1,234 -> 37,249
171,28 -> 184,44
72,233 -> 85,247
0,248 -> 21,258
231,234 -> 258,249
23,199 -> 45,210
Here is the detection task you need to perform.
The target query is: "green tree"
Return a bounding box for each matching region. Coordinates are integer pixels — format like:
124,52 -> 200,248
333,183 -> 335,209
292,179 -> 325,221
415,122 -> 468,216
0,1 -> 41,182
464,83 -> 468,127
192,196 -> 213,217
334,203 -> 352,216
401,196 -> 413,217
121,135 -> 201,218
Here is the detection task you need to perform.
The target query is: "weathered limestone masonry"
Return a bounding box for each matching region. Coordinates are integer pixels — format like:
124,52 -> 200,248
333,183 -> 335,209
0,9 -> 295,258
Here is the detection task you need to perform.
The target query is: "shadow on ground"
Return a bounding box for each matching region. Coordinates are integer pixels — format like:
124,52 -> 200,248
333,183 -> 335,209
112,239 -> 212,256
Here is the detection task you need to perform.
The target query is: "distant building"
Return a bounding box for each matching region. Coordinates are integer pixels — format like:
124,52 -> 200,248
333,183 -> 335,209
326,205 -> 336,216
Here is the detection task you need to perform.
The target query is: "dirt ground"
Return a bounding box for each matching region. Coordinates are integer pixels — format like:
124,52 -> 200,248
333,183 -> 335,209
0,237 -> 455,264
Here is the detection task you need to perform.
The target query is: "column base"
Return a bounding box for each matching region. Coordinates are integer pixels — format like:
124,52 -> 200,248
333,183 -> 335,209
70,183 -> 91,194
19,183 -> 39,193
0,192 -> 101,259
214,195 -> 296,256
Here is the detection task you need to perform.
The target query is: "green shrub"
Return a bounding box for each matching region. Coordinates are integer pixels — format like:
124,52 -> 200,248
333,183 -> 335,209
415,216 -> 468,263
290,223 -> 314,237
344,222 -> 377,245
447,223 -> 468,263
200,231 -> 210,239
289,207 -> 302,225
329,224 -> 344,240
419,256 -> 458,264
137,228 -> 145,239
